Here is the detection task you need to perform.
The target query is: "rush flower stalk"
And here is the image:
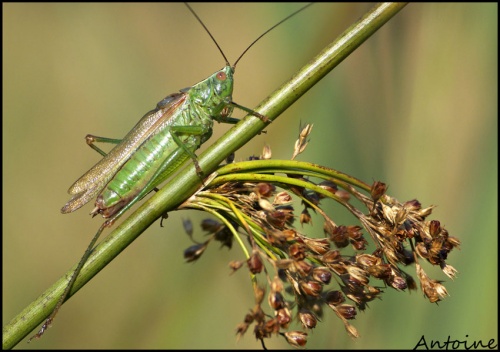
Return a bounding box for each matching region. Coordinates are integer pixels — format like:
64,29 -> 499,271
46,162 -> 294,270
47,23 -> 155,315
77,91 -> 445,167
178,124 -> 460,348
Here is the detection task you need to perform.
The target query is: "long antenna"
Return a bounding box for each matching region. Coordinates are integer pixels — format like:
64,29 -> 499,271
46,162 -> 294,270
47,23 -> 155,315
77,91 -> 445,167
185,3 -> 314,69
233,3 -> 313,68
184,3 -> 230,67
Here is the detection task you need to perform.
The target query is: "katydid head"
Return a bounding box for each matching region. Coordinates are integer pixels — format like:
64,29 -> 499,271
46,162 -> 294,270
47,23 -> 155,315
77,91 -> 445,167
189,65 -> 234,118
185,3 -> 313,124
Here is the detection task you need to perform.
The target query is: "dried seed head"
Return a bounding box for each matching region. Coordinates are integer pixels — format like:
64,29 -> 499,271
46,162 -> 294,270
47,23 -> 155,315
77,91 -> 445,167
370,181 -> 387,203
235,322 -> 249,337
293,260 -> 314,276
213,226 -> 233,249
300,280 -> 323,297
302,237 -> 330,255
283,331 -> 308,348
268,291 -> 285,310
405,274 -> 418,291
266,209 -> 293,229
335,189 -> 351,201
345,322 -> 360,339
255,183 -> 276,198
276,308 -> 292,328
351,239 -> 367,251
322,249 -> 341,263
346,225 -> 363,240
300,208 -> 312,226
415,262 -> 449,303
394,206 -> 409,226
258,198 -> 275,212
318,180 -> 338,195
346,266 -> 369,286
325,290 -> 346,306
271,276 -> 284,293
356,254 -> 381,267
330,225 -> 350,248
289,243 -> 307,261
229,260 -> 244,273
429,220 -> 441,237
273,191 -> 293,205
254,285 -> 266,305
282,229 -> 298,241
336,304 -> 357,320
183,241 -> 209,262
276,259 -> 294,270
291,123 -> 313,160
247,251 -> 264,274
253,323 -> 267,340
200,218 -> 223,232
299,309 -> 318,329
388,274 -> 408,291
304,190 -> 321,206
446,236 -> 461,249
264,317 -> 280,335
261,144 -> 272,160
182,218 -> 193,236
312,266 -> 332,284
442,264 -> 458,280
404,199 -> 422,212
267,230 -> 288,246
366,263 -> 392,279
417,205 -> 435,219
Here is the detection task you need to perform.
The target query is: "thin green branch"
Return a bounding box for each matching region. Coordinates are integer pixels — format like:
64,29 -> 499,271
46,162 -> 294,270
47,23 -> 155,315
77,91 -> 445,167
214,159 -> 372,192
2,3 -> 407,349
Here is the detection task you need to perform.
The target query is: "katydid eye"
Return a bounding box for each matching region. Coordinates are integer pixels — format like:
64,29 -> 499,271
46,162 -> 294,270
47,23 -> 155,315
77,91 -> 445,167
217,72 -> 226,81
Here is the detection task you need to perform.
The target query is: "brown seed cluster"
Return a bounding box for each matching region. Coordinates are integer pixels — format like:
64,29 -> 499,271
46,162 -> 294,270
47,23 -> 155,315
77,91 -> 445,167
180,126 -> 460,348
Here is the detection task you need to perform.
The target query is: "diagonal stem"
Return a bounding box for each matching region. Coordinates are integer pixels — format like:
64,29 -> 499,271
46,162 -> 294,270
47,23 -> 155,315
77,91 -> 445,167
2,3 -> 407,349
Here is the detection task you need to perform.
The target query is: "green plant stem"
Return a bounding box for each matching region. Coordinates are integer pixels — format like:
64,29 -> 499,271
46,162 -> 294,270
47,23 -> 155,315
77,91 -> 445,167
214,159 -> 372,192
2,3 -> 407,349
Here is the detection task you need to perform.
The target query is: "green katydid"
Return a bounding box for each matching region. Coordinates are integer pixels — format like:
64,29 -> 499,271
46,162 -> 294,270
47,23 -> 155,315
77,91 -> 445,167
29,2 -> 313,341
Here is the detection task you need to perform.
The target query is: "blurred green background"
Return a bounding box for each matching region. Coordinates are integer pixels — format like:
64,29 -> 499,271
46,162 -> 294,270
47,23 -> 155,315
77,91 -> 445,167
3,3 -> 497,349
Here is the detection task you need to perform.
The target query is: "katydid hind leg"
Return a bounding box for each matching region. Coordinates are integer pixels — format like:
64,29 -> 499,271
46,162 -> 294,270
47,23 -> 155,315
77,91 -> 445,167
28,222 -> 108,342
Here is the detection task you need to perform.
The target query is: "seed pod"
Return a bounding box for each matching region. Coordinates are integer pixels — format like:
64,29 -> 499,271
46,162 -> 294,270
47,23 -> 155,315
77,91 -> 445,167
276,308 -> 292,328
273,191 -> 293,205
183,241 -> 208,262
336,304 -> 357,320
324,290 -> 345,306
255,182 -> 276,198
299,309 -> 318,329
312,266 -> 332,284
247,251 -> 263,274
268,291 -> 285,310
300,280 -> 323,297
283,331 -> 308,348
289,243 -> 306,261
